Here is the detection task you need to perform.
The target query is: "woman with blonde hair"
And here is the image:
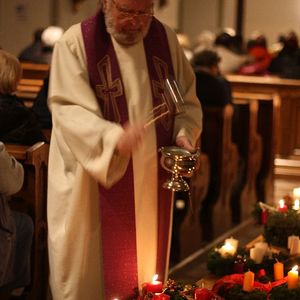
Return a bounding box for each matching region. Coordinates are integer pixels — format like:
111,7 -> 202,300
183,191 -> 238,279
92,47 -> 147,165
0,49 -> 45,145
0,50 -> 22,95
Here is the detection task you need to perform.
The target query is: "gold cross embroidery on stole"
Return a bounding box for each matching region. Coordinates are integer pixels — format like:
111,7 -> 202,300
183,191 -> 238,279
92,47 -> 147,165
96,55 -> 123,123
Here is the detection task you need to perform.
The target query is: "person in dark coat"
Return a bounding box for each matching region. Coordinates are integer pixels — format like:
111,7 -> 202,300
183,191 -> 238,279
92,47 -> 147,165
32,77 -> 52,129
192,49 -> 232,106
18,28 -> 45,63
192,50 -> 235,241
269,31 -> 300,79
18,26 -> 64,65
0,142 -> 33,299
0,49 -> 45,145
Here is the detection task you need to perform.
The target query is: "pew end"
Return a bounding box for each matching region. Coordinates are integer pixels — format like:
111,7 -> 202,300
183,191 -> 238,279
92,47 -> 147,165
200,104 -> 239,241
6,141 -> 49,300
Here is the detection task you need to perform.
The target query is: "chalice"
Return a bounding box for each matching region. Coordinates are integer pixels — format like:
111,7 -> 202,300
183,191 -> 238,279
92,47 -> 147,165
159,146 -> 200,191
143,77 -> 199,190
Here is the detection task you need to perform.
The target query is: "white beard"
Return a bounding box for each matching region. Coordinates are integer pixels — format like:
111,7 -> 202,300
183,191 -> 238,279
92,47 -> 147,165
104,9 -> 151,46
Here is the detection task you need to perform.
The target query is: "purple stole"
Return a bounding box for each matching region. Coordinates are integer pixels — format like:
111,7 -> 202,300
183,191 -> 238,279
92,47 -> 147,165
81,11 -> 174,299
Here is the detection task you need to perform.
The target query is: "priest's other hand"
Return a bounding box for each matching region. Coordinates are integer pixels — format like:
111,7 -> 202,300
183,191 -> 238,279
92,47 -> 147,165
176,136 -> 201,171
175,135 -> 195,152
116,123 -> 145,156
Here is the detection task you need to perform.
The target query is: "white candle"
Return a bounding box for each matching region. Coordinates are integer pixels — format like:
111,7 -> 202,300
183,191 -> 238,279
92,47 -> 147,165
255,242 -> 268,252
293,199 -> 300,210
288,235 -> 299,249
279,199 -> 285,207
250,242 -> 268,264
290,237 -> 300,255
218,241 -> 236,257
250,247 -> 265,264
225,237 -> 239,253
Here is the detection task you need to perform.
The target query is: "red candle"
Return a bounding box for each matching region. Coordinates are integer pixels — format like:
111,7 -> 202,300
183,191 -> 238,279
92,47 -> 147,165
142,275 -> 163,294
261,209 -> 268,224
194,288 -> 213,300
153,293 -> 170,299
278,199 -> 288,212
233,257 -> 245,274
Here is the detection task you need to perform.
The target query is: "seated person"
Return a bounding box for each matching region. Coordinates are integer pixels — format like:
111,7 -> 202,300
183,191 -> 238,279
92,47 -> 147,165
214,29 -> 248,74
0,142 -> 33,299
192,49 -> 232,106
32,77 -> 52,129
18,28 -> 45,63
18,26 -> 63,65
0,49 -> 45,145
238,33 -> 272,75
269,31 -> 300,79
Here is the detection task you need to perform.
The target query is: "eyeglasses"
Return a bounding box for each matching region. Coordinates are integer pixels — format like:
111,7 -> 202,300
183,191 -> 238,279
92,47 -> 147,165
111,0 -> 154,20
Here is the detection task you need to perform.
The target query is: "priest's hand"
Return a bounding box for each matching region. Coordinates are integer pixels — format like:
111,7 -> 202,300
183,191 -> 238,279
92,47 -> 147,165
116,123 -> 145,156
175,135 -> 195,152
176,136 -> 201,171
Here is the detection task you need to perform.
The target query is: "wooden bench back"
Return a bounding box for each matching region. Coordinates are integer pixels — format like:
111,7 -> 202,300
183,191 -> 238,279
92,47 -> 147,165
180,153 -> 210,258
21,63 -> 50,80
231,97 -> 262,220
16,78 -> 44,107
16,63 -> 49,107
200,104 -> 239,240
226,74 -> 300,163
6,142 -> 49,300
232,91 -> 281,205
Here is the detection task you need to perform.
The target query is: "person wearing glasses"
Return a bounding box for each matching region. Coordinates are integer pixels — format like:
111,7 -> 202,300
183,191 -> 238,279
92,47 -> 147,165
47,0 -> 202,299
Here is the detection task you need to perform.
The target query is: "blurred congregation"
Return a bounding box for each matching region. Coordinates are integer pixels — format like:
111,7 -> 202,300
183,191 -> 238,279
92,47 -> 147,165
1,0 -> 300,299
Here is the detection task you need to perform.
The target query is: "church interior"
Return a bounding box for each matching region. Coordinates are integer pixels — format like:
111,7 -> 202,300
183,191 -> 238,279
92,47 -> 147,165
1,0 -> 300,299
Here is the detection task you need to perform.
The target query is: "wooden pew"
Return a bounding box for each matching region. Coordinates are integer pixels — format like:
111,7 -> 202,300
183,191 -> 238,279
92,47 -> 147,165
226,74 -> 300,177
16,78 -> 44,107
199,104 -> 239,241
231,98 -> 262,221
190,153 -> 210,215
178,153 -> 210,259
6,142 -> 49,300
232,92 -> 281,205
21,62 -> 50,80
17,63 -> 49,107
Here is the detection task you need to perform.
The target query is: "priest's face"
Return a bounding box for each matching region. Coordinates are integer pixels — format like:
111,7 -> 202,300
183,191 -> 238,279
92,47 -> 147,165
103,0 -> 154,46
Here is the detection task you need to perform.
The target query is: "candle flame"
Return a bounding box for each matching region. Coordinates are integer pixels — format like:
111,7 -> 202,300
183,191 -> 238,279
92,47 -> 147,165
224,241 -> 234,250
293,199 -> 300,210
279,199 -> 285,208
152,274 -> 158,282
292,265 -> 298,272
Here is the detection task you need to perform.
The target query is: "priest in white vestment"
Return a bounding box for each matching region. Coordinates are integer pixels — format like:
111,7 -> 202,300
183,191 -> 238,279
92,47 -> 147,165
47,0 -> 202,299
